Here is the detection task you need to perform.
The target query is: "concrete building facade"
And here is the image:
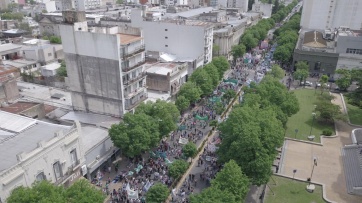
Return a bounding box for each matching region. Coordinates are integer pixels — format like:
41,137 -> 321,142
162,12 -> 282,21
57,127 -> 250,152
0,111 -> 85,200
301,0 -> 362,30
227,0 -> 248,13
131,9 -> 214,69
0,64 -> 20,103
60,11 -> 147,117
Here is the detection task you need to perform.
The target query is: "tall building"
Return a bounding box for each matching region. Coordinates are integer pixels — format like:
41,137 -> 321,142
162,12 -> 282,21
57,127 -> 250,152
301,0 -> 362,30
60,11 -> 147,117
227,0 -> 248,13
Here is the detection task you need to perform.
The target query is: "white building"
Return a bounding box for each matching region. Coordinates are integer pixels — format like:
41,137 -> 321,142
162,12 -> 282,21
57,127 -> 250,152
41,62 -> 61,77
0,111 -> 85,200
131,9 -> 214,70
301,0 -> 362,31
60,10 -> 147,117
227,0 -> 248,13
252,0 -> 272,18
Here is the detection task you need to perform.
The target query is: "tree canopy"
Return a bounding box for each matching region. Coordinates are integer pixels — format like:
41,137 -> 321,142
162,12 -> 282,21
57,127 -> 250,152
135,100 -> 180,138
293,61 -> 309,83
146,183 -> 169,203
7,180 -> 104,203
175,95 -> 190,113
182,142 -> 197,158
178,82 -> 202,104
211,160 -> 250,202
190,68 -> 214,96
168,160 -> 189,179
269,64 -> 285,79
212,56 -> 229,80
190,187 -> 237,203
109,113 -> 159,157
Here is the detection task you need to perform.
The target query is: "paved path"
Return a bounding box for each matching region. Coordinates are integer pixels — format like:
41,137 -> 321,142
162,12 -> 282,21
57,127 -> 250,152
280,93 -> 362,203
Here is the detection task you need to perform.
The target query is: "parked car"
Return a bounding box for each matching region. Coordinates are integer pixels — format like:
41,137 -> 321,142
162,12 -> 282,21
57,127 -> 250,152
301,81 -> 313,86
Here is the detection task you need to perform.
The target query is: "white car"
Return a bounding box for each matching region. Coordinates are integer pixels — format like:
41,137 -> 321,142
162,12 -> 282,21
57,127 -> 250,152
301,81 -> 313,86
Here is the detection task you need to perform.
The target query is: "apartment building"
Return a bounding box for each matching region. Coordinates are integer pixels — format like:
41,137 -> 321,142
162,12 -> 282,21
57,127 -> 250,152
301,0 -> 362,30
60,10 -> 147,117
227,0 -> 248,13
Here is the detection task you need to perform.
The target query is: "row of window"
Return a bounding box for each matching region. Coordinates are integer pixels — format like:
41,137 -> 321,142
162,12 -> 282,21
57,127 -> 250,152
346,48 -> 362,55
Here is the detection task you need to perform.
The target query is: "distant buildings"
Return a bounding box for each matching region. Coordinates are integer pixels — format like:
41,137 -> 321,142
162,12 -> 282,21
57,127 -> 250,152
293,27 -> 362,78
227,0 -> 248,13
301,0 -> 362,30
0,64 -> 20,103
252,0 -> 272,18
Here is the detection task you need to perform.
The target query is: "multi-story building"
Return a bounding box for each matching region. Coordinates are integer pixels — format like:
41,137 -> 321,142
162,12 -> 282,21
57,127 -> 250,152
56,0 -> 101,11
252,0 -> 272,17
60,10 -> 147,117
227,0 -> 248,13
293,27 -> 362,78
0,64 -> 20,103
131,8 -> 214,71
301,0 -> 362,31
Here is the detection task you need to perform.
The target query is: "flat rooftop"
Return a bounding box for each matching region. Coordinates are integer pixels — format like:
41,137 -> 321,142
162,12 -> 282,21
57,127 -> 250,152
119,34 -> 142,45
60,111 -> 120,129
0,64 -> 17,75
0,102 -> 56,115
0,110 -> 72,172
0,43 -> 23,53
146,62 -> 180,76
81,126 -> 109,153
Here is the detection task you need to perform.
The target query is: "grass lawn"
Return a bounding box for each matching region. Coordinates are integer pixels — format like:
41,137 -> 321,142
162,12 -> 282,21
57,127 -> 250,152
265,176 -> 326,203
285,89 -> 335,143
346,102 -> 362,126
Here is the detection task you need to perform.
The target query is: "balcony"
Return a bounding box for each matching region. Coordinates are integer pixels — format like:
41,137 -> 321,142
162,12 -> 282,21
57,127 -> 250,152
124,86 -> 146,99
123,72 -> 146,86
121,45 -> 145,59
125,92 -> 148,110
122,58 -> 146,73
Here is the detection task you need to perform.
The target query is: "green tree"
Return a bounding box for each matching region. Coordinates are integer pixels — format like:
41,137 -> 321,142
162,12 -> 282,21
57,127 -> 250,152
146,183 -> 169,203
109,113 -> 160,157
335,69 -> 352,91
241,33 -> 258,51
7,181 -> 65,203
269,64 -> 285,79
231,44 -> 246,64
190,187 -> 237,203
57,62 -> 67,77
1,12 -> 24,21
66,179 -> 105,203
212,56 -> 230,80
135,100 -> 180,138
50,36 -> 62,44
190,68 -> 214,96
319,74 -> 329,95
272,0 -> 280,14
315,100 -> 345,123
212,44 -> 220,56
211,160 -> 250,202
293,61 -> 309,84
222,89 -> 237,103
168,160 -> 189,179
204,63 -> 220,88
18,22 -> 31,32
273,45 -> 292,64
182,142 -> 197,158
116,0 -> 123,4
178,82 -> 202,104
175,95 -> 190,113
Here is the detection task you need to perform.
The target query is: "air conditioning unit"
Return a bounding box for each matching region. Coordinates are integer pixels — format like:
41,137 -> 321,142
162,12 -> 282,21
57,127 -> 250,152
96,155 -> 100,160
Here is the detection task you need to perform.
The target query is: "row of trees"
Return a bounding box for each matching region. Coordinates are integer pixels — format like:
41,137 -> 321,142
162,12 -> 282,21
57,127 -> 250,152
7,179 -> 105,203
109,100 -> 180,158
1,12 -> 24,21
216,74 -> 299,186
273,13 -> 301,65
175,56 -> 230,112
43,36 -> 62,44
232,0 -> 298,60
337,69 -> 362,108
271,0 -> 298,23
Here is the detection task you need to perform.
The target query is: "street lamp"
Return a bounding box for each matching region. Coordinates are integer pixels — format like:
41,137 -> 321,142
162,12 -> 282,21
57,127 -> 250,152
309,112 -> 316,137
307,157 -> 318,192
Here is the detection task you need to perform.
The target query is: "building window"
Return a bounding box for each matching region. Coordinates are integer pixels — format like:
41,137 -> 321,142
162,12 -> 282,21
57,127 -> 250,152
165,29 -> 168,31
346,48 -> 362,55
36,172 -> 46,182
48,53 -> 52,57
165,45 -> 168,47
314,61 -> 321,71
139,80 -> 143,87
53,161 -> 63,180
165,36 -> 168,39
70,149 -> 78,167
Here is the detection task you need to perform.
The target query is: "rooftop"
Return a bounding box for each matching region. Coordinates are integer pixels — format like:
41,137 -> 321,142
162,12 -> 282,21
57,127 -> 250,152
0,110 -> 72,172
146,62 -> 180,76
2,29 -> 27,34
3,59 -> 38,68
81,126 -> 109,153
0,64 -> 18,75
0,101 -> 56,115
174,7 -> 214,18
303,31 -> 327,48
342,144 -> 362,195
60,111 -> 120,129
42,62 -> 61,71
119,33 -> 142,45
0,43 -> 23,53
